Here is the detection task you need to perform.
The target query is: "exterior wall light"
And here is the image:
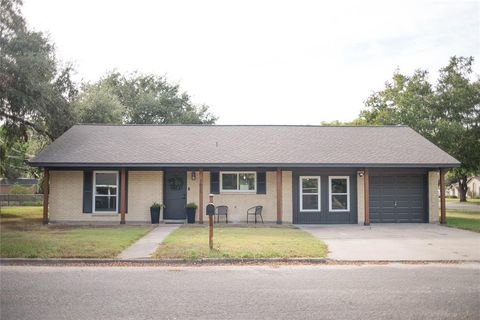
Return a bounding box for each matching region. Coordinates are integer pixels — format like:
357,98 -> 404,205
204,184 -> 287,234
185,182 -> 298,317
191,171 -> 196,181
357,170 -> 365,177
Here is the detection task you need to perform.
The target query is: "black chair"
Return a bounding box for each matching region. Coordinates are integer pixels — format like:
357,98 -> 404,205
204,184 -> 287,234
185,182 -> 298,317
215,205 -> 228,224
247,206 -> 263,224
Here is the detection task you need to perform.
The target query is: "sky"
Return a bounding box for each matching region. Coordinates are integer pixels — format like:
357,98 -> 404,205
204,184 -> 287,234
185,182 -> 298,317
23,0 -> 480,125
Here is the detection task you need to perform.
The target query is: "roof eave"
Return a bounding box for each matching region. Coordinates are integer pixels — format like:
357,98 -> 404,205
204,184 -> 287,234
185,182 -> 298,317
28,161 -> 461,169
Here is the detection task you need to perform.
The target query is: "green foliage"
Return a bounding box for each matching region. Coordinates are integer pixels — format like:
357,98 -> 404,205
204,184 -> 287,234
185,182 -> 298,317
320,119 -> 367,126
0,127 -> 28,178
9,184 -> 32,194
94,72 -> 217,124
359,56 -> 480,200
0,126 -> 46,179
185,202 -> 198,209
0,0 -> 77,141
74,83 -> 124,124
150,202 -> 165,209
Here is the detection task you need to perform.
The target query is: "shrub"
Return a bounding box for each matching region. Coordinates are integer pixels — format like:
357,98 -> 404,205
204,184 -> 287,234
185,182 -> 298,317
150,202 -> 165,209
186,202 -> 198,209
10,184 -> 33,194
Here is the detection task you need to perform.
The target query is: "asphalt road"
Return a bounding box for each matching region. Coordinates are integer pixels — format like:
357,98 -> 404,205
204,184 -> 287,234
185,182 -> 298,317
1,264 -> 479,320
446,201 -> 480,211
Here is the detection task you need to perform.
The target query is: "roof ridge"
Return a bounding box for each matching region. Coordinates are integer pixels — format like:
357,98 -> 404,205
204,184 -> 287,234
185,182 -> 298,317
74,123 -> 409,128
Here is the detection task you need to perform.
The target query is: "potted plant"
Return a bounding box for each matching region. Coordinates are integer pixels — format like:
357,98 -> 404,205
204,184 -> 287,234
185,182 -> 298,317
150,202 -> 165,224
185,202 -> 198,224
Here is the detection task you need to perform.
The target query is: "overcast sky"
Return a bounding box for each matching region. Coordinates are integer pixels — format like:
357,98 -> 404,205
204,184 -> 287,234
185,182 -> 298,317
23,0 -> 479,124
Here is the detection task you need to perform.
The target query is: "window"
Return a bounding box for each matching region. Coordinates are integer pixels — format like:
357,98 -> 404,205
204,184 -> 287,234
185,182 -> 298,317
93,171 -> 118,213
300,176 -> 320,211
329,176 -> 350,212
220,172 -> 256,192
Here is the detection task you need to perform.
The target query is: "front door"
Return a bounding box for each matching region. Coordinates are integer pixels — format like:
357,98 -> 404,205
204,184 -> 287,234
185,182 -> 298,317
164,170 -> 187,220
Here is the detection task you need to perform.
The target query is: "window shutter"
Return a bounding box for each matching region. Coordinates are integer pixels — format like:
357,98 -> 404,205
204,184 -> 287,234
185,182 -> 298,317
210,172 -> 220,194
257,172 -> 266,194
83,171 -> 93,213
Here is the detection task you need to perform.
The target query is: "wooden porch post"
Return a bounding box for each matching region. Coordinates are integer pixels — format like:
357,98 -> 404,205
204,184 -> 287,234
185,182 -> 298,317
364,168 -> 370,226
42,168 -> 49,225
440,168 -> 446,224
120,168 -> 126,224
199,168 -> 204,224
276,168 -> 282,224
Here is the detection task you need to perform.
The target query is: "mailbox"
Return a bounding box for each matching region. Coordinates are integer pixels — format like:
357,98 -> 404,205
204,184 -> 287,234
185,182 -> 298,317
206,203 -> 215,216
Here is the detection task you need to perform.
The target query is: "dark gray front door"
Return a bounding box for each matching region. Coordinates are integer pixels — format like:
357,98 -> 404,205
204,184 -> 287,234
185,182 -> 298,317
370,174 -> 427,223
164,170 -> 187,220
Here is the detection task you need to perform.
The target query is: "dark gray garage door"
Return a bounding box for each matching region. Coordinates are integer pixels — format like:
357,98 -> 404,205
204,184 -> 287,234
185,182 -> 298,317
370,174 -> 427,223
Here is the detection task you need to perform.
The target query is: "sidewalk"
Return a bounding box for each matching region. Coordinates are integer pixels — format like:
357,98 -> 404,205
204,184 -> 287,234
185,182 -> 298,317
118,225 -> 180,259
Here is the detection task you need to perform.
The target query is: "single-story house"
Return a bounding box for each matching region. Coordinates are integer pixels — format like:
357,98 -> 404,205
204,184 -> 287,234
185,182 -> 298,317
0,178 -> 38,194
446,176 -> 480,199
29,124 -> 459,225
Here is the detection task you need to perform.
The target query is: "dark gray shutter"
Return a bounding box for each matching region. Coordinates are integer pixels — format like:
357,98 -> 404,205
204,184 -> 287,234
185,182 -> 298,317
257,172 -> 266,194
83,171 -> 93,213
210,172 -> 220,194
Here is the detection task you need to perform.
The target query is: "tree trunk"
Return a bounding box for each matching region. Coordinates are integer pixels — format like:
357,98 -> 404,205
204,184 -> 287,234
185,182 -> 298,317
458,175 -> 468,202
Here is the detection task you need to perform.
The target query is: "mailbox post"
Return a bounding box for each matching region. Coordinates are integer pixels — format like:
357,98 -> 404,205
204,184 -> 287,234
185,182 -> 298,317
206,194 -> 215,250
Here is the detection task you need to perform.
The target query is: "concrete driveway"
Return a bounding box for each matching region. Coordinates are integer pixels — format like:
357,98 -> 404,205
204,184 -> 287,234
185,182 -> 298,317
300,224 -> 480,261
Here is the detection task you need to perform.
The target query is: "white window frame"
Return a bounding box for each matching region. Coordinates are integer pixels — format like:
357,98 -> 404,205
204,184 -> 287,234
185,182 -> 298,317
299,176 -> 321,212
220,171 -> 257,193
93,170 -> 119,213
328,176 -> 350,212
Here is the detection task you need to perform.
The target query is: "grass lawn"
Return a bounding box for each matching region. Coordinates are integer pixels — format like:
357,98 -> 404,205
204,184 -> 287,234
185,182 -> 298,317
153,224 -> 328,259
0,206 -> 153,258
446,209 -> 480,233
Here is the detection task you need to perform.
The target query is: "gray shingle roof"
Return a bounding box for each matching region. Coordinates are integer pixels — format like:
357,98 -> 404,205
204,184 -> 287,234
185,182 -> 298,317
29,125 -> 460,168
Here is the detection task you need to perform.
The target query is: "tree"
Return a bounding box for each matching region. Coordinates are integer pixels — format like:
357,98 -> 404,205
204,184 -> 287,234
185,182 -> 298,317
359,56 -> 480,201
0,0 -> 77,142
96,72 -> 217,124
433,57 -> 480,201
320,119 -> 366,126
0,125 -> 45,179
74,83 -> 124,124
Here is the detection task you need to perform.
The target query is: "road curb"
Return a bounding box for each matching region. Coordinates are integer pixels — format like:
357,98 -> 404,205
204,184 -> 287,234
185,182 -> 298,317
1,258 -> 479,266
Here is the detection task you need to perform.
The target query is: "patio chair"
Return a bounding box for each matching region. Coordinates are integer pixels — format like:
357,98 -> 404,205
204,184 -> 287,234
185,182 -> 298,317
246,205 -> 263,224
215,205 -> 228,224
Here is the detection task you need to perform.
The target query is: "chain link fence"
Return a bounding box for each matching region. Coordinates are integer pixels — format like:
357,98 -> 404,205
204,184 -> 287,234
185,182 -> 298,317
0,194 -> 43,206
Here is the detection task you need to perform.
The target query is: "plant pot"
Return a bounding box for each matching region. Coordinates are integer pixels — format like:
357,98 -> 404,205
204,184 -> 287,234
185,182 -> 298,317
186,207 -> 196,224
150,207 -> 160,224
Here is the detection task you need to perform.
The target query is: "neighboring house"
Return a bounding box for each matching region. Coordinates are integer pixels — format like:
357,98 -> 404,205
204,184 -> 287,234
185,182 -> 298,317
446,184 -> 459,197
0,178 -> 38,194
446,176 -> 480,198
29,125 -> 459,224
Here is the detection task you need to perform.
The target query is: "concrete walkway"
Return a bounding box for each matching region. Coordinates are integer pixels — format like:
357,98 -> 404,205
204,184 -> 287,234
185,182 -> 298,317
118,225 -> 180,259
300,224 -> 480,261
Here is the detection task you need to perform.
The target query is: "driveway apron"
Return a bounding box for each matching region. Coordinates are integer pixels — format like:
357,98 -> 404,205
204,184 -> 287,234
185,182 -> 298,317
300,224 -> 480,261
